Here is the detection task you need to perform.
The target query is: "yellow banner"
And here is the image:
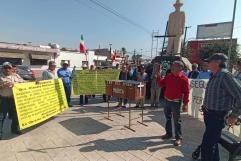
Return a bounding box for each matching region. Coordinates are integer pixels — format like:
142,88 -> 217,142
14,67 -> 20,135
72,69 -> 120,95
13,79 -> 68,130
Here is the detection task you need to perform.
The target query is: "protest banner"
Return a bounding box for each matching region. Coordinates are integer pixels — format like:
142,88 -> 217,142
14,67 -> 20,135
188,79 -> 208,119
72,69 -> 120,95
13,79 -> 68,130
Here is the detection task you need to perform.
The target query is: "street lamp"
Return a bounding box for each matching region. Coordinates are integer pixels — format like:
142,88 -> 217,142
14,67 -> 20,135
227,0 -> 237,69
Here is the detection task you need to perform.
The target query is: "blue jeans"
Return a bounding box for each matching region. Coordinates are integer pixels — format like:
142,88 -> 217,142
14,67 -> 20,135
63,83 -> 71,105
201,110 -> 227,161
164,100 -> 182,139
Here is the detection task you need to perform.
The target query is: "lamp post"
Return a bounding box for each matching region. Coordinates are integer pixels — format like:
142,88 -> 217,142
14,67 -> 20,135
227,0 -> 237,69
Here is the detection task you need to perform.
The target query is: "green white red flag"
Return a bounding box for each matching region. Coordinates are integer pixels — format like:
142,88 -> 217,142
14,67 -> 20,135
79,35 -> 86,53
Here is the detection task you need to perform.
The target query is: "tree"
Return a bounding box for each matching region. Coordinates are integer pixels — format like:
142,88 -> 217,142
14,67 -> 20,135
199,43 -> 240,65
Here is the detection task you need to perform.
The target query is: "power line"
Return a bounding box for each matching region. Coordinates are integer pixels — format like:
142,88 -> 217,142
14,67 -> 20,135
82,0 -> 152,35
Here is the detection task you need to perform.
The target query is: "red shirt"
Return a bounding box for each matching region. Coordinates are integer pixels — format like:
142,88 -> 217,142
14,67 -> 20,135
157,72 -> 190,105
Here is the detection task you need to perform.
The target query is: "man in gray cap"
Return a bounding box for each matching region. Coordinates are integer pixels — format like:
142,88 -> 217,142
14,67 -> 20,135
0,62 -> 25,137
200,53 -> 241,161
42,61 -> 57,80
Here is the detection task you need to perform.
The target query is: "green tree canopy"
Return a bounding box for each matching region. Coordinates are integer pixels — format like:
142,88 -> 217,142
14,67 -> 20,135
199,43 -> 240,65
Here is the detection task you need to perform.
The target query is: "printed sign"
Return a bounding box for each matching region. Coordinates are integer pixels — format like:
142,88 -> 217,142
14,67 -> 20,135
72,69 -> 120,95
188,79 -> 208,119
13,79 -> 68,130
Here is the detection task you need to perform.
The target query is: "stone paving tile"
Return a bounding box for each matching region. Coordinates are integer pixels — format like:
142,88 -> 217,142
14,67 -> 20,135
0,101 -> 229,161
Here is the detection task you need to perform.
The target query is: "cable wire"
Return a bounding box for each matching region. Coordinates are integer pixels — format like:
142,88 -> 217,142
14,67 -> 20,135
84,0 -> 152,35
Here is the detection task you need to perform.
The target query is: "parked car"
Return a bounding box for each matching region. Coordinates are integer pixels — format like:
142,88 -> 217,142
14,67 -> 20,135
0,65 -> 36,80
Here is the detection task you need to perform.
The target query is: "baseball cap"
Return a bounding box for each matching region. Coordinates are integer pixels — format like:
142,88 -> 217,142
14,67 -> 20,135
49,61 -> 56,66
205,53 -> 228,63
63,60 -> 69,65
2,62 -> 12,68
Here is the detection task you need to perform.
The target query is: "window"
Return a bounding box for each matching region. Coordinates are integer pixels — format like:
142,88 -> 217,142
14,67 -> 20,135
82,61 -> 88,66
0,58 -> 22,65
30,59 -> 48,65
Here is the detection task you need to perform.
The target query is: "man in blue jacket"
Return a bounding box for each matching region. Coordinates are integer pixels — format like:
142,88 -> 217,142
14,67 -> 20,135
57,61 -> 72,107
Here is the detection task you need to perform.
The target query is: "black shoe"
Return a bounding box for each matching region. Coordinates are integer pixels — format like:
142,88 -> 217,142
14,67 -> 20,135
11,130 -> 22,135
161,134 -> 172,140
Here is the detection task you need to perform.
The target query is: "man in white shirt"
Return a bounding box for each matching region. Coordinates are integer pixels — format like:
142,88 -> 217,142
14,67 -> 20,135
42,61 -> 57,80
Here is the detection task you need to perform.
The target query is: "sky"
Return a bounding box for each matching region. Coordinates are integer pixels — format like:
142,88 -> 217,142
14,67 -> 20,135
0,0 -> 241,58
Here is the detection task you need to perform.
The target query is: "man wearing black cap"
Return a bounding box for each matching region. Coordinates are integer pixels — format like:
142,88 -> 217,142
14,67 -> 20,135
0,62 -> 25,138
157,61 -> 190,146
200,53 -> 241,161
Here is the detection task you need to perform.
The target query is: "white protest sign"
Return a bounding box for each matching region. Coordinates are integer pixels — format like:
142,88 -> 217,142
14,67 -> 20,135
188,79 -> 208,119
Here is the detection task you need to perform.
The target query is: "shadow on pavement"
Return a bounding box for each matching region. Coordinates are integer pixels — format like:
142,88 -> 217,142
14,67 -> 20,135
59,117 -> 111,136
78,136 -> 166,152
2,117 -> 56,140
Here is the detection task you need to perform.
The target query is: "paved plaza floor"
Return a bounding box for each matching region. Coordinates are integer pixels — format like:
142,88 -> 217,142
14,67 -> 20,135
0,98 -> 229,161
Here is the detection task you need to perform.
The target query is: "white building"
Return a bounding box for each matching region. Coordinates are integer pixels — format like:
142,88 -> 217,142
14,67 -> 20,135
0,42 -> 114,78
56,49 -> 95,70
0,42 -> 59,77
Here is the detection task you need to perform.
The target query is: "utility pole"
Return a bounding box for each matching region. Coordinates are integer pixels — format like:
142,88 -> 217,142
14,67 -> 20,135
156,30 -> 159,57
133,49 -> 136,64
161,21 -> 169,57
109,43 -> 112,58
183,26 -> 192,50
228,0 -> 237,69
140,49 -> 143,65
151,31 -> 154,59
151,30 -> 159,59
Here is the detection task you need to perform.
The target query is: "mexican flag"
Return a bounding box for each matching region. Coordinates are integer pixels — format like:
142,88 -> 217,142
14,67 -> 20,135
79,35 -> 86,53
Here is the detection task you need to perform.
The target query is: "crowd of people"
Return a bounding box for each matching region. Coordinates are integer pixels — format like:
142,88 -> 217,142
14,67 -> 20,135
0,53 -> 241,161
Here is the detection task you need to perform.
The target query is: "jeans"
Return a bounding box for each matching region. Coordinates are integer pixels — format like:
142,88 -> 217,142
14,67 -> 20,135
151,88 -> 161,107
118,99 -> 127,106
0,97 -> 19,133
201,110 -> 227,161
79,95 -> 89,105
63,83 -> 71,105
164,100 -> 182,139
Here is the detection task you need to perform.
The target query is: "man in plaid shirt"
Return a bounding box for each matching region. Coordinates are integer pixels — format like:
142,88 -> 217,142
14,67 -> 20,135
201,53 -> 241,161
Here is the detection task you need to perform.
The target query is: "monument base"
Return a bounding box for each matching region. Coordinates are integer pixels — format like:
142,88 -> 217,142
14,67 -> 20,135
152,54 -> 192,70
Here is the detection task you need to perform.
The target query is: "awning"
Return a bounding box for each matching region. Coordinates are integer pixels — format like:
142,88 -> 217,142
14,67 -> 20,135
0,52 -> 25,58
31,54 -> 51,60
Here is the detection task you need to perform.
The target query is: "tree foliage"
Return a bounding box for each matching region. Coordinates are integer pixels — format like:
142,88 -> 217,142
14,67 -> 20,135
199,43 -> 240,64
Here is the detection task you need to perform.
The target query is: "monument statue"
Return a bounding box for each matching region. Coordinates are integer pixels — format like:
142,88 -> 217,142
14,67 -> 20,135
167,0 -> 185,55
